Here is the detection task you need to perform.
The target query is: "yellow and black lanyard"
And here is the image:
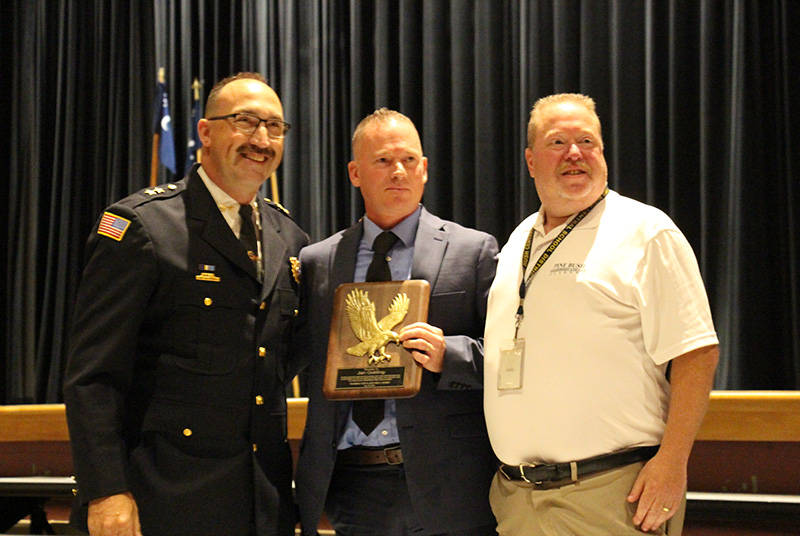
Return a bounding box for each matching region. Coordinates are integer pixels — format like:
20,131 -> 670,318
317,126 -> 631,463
514,187 -> 609,338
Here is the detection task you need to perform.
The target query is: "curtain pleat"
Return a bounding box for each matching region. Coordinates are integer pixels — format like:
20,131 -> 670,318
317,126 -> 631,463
4,0 -> 800,402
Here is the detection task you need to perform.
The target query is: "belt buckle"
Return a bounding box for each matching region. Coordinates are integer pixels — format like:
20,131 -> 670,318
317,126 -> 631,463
518,463 -> 534,484
383,446 -> 402,465
500,463 -> 540,484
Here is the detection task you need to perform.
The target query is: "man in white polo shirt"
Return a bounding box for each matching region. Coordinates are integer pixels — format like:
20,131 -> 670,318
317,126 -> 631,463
483,93 -> 719,535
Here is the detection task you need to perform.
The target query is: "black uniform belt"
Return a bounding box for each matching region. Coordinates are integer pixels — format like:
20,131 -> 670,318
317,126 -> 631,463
499,445 -> 660,484
337,445 -> 404,466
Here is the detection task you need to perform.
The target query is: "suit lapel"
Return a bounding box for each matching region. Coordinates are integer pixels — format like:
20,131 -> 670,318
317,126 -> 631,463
327,222 -> 363,429
329,211 -> 447,290
329,222 -> 362,289
187,171 -> 257,279
411,208 -> 448,292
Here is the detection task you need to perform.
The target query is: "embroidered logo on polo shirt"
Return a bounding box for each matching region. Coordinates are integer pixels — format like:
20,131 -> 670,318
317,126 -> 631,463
549,262 -> 586,275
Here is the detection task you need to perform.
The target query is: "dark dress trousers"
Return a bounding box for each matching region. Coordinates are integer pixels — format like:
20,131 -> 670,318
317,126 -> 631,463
63,166 -> 308,536
292,208 -> 499,535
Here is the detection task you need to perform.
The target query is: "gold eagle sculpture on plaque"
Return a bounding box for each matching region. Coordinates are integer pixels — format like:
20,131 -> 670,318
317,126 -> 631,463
345,289 -> 409,365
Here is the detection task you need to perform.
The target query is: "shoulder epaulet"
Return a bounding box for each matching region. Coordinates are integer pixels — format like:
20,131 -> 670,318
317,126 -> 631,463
132,183 -> 184,206
264,198 -> 290,216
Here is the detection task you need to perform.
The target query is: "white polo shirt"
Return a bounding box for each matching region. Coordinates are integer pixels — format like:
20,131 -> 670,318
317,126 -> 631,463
483,191 -> 718,465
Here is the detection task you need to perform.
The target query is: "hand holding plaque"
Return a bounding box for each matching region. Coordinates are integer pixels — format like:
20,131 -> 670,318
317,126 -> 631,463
323,280 -> 430,400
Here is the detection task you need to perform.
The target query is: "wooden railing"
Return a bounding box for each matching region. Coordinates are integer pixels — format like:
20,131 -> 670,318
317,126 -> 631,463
695,391 -> 800,442
0,398 -> 310,445
3,391 -> 799,446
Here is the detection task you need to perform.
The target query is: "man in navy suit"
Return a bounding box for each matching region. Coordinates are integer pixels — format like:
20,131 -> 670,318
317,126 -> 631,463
292,108 -> 498,536
64,73 -> 307,536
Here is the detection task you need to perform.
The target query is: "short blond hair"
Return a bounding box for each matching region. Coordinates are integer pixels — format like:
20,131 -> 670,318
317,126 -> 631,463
351,108 -> 417,156
527,93 -> 601,148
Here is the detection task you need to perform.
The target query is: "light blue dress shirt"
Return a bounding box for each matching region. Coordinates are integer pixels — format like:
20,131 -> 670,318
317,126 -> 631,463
337,206 -> 421,449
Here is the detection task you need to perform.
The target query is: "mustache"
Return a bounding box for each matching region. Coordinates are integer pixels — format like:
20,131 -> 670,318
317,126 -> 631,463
238,145 -> 276,158
557,163 -> 590,173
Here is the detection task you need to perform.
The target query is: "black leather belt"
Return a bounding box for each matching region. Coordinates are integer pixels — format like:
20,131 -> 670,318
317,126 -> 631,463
499,445 -> 660,484
337,445 -> 404,466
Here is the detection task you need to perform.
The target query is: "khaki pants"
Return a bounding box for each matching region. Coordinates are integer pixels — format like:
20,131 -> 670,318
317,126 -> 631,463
489,462 -> 685,535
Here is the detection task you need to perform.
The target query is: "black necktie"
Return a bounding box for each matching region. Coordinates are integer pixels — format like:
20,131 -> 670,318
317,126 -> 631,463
352,231 -> 399,435
365,231 -> 398,282
238,204 -> 259,272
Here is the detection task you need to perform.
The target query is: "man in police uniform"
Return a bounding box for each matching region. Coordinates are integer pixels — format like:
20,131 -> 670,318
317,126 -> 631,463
63,73 -> 307,536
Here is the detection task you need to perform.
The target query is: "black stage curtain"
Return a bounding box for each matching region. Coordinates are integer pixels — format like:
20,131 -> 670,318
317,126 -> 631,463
3,0 -> 799,403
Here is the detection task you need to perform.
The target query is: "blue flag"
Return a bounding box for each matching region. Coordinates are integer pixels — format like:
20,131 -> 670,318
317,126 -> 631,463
185,86 -> 202,173
152,77 -> 177,174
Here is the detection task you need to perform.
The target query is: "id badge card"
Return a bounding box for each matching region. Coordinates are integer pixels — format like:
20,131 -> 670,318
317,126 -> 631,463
498,338 -> 524,390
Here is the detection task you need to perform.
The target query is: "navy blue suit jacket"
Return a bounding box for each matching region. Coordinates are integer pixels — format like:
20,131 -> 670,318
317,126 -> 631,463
292,207 -> 498,535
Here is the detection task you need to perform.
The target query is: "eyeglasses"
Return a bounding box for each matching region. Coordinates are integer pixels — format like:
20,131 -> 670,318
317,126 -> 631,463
206,112 -> 291,139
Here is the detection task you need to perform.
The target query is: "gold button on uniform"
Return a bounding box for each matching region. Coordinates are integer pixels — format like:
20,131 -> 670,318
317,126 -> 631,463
259,302 -> 266,310
252,444 -> 258,452
259,347 -> 266,357
204,297 -> 212,306
255,395 -> 264,405
183,428 -> 192,437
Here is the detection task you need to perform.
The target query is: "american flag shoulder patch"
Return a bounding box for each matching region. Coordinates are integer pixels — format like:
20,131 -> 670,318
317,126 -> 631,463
97,212 -> 131,241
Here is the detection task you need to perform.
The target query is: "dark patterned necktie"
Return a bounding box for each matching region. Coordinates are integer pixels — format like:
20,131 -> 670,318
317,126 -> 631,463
352,231 -> 399,435
238,204 -> 259,272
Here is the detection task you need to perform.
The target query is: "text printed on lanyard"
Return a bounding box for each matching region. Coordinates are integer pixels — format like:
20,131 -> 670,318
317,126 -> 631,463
514,188 -> 609,338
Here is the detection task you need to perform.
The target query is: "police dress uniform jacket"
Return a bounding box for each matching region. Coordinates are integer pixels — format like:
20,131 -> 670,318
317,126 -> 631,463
63,165 -> 308,536
291,207 -> 499,535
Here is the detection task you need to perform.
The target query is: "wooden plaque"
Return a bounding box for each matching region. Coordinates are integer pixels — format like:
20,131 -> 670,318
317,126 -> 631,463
323,280 -> 430,400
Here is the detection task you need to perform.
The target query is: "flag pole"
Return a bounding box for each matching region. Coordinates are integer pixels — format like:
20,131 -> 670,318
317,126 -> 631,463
192,78 -> 202,165
150,67 -> 165,187
270,172 -> 280,204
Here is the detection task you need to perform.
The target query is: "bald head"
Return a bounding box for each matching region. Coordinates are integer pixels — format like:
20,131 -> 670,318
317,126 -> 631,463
205,72 -> 270,118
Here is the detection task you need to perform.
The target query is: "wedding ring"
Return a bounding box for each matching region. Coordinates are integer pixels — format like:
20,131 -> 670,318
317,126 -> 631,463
662,507 -> 671,513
